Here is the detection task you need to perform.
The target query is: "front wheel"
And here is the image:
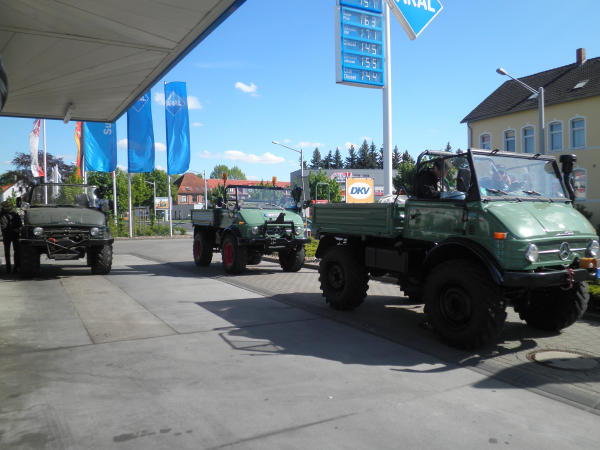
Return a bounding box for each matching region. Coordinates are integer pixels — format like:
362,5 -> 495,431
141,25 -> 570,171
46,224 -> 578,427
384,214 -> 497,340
19,244 -> 40,278
517,282 -> 589,331
319,246 -> 368,310
90,245 -> 112,275
221,234 -> 247,274
424,260 -> 506,349
279,245 -> 305,272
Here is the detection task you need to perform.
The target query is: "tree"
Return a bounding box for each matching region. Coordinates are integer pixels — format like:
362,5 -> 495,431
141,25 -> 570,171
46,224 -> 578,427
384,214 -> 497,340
310,147 -> 322,169
10,151 -> 76,184
308,170 -> 342,203
209,164 -> 246,180
345,145 -> 357,168
401,150 -> 415,165
393,159 -> 416,195
392,146 -> 401,169
333,147 -> 344,169
356,139 -> 370,169
322,150 -> 333,169
444,142 -> 452,153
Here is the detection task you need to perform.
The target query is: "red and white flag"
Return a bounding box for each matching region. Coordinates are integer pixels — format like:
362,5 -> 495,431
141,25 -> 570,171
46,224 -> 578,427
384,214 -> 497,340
29,119 -> 44,177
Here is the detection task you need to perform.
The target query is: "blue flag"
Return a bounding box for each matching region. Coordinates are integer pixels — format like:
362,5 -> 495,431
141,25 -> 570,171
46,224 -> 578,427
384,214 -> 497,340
165,82 -> 191,175
127,92 -> 155,173
84,122 -> 117,172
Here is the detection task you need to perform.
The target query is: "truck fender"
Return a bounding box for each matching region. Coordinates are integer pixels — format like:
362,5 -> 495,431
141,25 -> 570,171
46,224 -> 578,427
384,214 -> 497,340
315,235 -> 338,259
222,227 -> 242,244
423,238 -> 504,286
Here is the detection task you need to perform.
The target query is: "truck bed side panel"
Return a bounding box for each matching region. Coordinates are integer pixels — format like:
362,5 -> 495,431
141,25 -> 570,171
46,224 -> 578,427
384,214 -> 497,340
313,203 -> 403,238
191,210 -> 216,227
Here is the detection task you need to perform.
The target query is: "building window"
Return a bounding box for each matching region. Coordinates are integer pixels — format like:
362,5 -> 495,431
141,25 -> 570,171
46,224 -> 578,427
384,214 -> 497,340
548,122 -> 563,152
522,126 -> 534,153
479,133 -> 491,149
570,117 -> 585,149
503,129 -> 516,152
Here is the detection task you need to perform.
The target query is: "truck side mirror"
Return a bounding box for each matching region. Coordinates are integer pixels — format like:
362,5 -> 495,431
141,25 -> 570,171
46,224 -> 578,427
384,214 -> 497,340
292,186 -> 302,203
16,197 -> 21,208
559,154 -> 577,202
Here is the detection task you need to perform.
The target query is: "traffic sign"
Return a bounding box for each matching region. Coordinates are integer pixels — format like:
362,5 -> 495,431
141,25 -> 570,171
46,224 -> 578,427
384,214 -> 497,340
385,0 -> 443,40
335,1 -> 385,88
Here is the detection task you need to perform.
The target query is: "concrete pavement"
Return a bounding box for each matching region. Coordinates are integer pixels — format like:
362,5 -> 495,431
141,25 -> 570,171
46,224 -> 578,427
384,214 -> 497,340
1,240 -> 600,449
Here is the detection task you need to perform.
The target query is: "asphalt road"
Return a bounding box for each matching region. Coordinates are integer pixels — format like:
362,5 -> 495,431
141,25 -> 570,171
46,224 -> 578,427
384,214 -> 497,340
1,238 -> 600,449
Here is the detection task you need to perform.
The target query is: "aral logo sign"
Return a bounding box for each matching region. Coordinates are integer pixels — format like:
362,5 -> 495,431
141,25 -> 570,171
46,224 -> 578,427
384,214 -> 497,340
386,0 -> 443,40
346,177 -> 374,203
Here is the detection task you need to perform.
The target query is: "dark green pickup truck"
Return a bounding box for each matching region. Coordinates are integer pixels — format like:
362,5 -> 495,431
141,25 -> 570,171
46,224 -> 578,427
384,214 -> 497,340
313,149 -> 599,348
18,183 -> 113,277
191,184 -> 309,274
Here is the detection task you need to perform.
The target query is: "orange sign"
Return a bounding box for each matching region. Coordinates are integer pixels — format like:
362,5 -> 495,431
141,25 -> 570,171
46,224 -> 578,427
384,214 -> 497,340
345,178 -> 374,203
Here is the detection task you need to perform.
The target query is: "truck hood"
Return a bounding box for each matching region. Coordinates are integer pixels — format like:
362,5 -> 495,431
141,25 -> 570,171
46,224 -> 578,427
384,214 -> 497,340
239,208 -> 303,226
485,201 -> 596,239
25,207 -> 106,226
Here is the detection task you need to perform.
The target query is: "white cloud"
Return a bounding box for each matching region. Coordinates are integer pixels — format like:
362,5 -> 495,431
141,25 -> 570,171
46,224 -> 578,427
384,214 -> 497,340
118,138 -> 128,149
156,165 -> 165,171
298,142 -> 323,149
345,142 -> 357,150
283,139 -> 292,144
361,136 -> 372,142
154,92 -> 202,109
235,81 -> 258,96
192,122 -> 204,127
194,150 -> 284,165
2,160 -> 11,165
224,150 -> 283,164
117,164 -> 127,170
155,142 -> 166,152
187,96 -> 202,110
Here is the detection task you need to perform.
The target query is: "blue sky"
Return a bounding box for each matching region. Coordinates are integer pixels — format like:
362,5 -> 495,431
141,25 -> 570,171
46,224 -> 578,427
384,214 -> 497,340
1,0 -> 599,181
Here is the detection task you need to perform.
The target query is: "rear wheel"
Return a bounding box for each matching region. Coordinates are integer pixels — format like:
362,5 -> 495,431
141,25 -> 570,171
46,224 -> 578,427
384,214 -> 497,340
517,282 -> 589,331
221,234 -> 247,274
424,259 -> 506,349
279,244 -> 305,272
19,244 -> 40,278
90,244 -> 112,275
193,229 -> 213,266
319,246 -> 368,310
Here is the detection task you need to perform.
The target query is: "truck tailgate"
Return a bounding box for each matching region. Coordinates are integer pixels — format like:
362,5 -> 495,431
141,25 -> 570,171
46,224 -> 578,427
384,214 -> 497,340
312,203 -> 403,238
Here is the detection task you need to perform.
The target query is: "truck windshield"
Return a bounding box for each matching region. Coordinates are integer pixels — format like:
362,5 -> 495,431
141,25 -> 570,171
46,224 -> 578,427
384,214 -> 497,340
472,154 -> 567,200
227,187 -> 295,209
29,184 -> 98,207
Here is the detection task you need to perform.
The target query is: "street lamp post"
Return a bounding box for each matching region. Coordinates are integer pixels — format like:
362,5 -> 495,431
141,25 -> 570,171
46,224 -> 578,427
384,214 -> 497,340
496,67 -> 545,155
144,180 -> 156,220
271,140 -> 306,217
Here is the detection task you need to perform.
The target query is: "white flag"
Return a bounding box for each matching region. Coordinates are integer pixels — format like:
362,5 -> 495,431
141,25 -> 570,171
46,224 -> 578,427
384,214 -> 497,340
29,119 -> 44,177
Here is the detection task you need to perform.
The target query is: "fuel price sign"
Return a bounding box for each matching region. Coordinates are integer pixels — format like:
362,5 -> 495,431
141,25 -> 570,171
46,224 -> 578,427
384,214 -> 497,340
336,0 -> 385,88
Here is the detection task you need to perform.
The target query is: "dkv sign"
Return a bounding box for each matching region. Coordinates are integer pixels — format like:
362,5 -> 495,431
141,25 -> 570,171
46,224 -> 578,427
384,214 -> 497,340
346,178 -> 374,203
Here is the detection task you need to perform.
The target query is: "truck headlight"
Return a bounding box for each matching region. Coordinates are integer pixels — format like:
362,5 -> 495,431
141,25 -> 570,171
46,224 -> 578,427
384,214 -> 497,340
33,226 -> 44,237
587,240 -> 599,257
90,227 -> 99,237
525,244 -> 539,263
295,225 -> 303,235
252,226 -> 260,235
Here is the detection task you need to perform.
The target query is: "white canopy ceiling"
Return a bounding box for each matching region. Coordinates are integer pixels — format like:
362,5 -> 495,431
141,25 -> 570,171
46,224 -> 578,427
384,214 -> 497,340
0,0 -> 244,122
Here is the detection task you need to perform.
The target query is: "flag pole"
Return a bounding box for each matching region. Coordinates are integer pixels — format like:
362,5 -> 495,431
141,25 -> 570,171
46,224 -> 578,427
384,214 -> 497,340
204,170 -> 208,209
81,123 -> 87,184
112,170 -> 118,226
43,119 -> 48,203
128,173 -> 133,238
168,175 -> 173,237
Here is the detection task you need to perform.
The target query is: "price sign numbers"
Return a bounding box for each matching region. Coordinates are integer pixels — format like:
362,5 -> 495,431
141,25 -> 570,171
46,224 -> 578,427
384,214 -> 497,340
339,0 -> 383,13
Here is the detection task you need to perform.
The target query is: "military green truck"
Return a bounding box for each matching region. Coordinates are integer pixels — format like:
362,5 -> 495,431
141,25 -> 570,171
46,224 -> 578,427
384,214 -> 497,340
312,149 -> 599,348
17,183 -> 113,277
191,184 -> 309,274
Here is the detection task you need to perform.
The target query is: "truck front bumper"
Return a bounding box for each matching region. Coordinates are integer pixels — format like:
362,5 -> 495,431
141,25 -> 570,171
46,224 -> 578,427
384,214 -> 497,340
502,266 -> 597,288
240,237 -> 310,252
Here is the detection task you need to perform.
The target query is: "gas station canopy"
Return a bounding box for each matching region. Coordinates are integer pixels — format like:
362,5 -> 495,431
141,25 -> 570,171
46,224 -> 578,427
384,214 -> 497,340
0,0 -> 244,122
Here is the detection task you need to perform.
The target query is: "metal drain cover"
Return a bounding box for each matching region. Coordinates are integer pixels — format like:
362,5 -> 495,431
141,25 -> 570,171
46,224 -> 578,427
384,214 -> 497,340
528,350 -> 599,371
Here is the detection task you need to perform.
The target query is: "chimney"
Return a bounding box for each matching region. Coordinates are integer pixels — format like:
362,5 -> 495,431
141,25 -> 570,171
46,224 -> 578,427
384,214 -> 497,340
576,48 -> 586,65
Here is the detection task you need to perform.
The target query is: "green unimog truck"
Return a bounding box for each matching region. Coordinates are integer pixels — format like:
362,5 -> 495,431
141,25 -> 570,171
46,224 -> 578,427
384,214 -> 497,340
191,184 -> 309,274
17,182 -> 114,277
312,149 -> 599,348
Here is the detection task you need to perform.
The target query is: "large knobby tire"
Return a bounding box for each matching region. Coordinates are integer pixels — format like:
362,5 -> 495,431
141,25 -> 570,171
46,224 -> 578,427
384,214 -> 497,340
517,282 -> 589,331
279,244 -> 305,272
19,244 -> 40,279
193,229 -> 213,266
247,252 -> 262,265
424,259 -> 506,349
90,244 -> 112,275
319,246 -> 368,310
221,234 -> 247,274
